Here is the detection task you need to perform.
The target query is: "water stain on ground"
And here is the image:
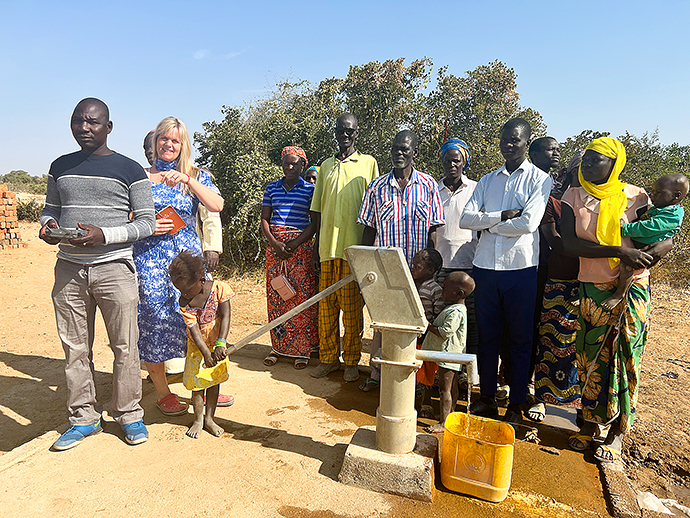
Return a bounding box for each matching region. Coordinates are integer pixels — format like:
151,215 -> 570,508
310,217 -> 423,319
266,405 -> 301,416
306,377 -> 609,518
278,507 -> 353,518
306,379 -> 378,429
328,428 -> 357,438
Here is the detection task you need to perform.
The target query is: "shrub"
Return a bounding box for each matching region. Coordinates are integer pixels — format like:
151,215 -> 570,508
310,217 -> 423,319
17,199 -> 43,222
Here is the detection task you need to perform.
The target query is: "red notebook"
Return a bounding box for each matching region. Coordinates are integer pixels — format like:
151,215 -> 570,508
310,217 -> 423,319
156,206 -> 186,235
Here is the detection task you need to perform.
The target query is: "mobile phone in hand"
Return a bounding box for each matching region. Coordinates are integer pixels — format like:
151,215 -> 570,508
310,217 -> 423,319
45,227 -> 88,240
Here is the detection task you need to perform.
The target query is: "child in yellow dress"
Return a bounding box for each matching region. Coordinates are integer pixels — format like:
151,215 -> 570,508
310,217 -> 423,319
169,251 -> 234,438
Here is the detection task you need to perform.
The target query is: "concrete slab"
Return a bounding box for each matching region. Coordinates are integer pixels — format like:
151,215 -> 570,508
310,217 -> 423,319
542,404 -> 579,432
599,459 -> 640,518
339,426 -> 437,502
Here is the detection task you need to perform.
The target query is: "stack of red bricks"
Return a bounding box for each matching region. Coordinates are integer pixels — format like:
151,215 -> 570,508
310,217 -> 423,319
0,185 -> 26,249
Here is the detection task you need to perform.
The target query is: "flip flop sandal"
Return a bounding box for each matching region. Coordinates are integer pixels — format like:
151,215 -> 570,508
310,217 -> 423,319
526,402 -> 546,423
209,393 -> 235,407
425,423 -> 446,434
419,405 -> 435,419
156,393 -> 188,416
593,444 -> 621,463
359,378 -> 380,392
294,358 -> 309,370
496,385 -> 510,401
263,354 -> 279,366
568,433 -> 593,452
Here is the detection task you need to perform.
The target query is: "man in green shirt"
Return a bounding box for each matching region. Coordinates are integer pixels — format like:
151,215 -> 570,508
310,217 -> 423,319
309,113 -> 379,382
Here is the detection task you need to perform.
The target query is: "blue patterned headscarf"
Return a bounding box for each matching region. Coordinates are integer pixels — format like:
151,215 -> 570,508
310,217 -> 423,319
439,138 -> 471,171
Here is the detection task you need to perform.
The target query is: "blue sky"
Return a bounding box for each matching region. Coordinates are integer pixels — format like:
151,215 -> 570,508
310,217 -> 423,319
1,0 -> 688,176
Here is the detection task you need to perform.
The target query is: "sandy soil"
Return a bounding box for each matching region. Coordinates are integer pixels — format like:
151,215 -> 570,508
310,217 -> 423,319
0,221 -> 686,517
623,284 -> 690,507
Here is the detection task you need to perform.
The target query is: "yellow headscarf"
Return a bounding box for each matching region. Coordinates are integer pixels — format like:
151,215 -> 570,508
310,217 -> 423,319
578,137 -> 627,269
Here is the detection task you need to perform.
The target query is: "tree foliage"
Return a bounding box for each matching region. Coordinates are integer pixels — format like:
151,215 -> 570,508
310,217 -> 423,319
422,60 -> 545,178
195,58 -> 690,283
0,170 -> 47,195
343,57 -> 432,170
195,107 -> 280,269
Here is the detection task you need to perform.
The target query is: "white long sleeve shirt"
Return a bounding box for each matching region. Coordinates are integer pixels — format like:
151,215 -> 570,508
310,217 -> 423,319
459,159 -> 550,271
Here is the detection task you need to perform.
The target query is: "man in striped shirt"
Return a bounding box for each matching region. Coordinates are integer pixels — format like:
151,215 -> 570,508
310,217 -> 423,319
39,98 -> 155,450
357,130 -> 445,391
359,130 -> 445,266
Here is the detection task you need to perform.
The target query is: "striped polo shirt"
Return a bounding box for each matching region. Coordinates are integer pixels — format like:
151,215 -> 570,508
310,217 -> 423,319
358,168 -> 445,266
262,177 -> 314,230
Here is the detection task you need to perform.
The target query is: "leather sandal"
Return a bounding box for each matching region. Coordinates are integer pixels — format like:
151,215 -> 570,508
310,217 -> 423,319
294,357 -> 309,370
503,403 -> 523,425
263,354 -> 278,366
593,444 -> 621,463
469,396 -> 499,418
359,378 -> 380,392
526,402 -> 546,423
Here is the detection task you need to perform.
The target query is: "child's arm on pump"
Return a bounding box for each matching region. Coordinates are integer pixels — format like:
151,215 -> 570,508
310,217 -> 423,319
189,324 -> 217,368
213,300 -> 231,360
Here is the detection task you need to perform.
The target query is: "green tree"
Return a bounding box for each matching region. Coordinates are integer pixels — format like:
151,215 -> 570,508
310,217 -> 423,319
421,60 -> 545,179
196,107 -> 280,270
247,79 -> 338,166
343,57 -> 433,170
1,170 -> 47,194
557,129 -> 610,169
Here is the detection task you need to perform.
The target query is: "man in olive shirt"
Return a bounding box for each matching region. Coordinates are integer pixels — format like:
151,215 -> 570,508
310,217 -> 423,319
309,113 -> 379,382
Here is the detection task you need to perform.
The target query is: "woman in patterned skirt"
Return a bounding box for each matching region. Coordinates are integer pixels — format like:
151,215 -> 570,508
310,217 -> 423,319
260,146 -> 318,369
560,137 -> 671,462
532,153 -> 583,421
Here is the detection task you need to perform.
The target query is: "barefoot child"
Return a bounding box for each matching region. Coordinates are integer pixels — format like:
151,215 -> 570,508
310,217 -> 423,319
422,271 -> 475,433
602,173 -> 688,310
169,251 -> 234,438
411,249 -> 445,407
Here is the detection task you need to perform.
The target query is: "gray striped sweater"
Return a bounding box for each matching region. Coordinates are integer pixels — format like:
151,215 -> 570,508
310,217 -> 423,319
40,151 -> 156,264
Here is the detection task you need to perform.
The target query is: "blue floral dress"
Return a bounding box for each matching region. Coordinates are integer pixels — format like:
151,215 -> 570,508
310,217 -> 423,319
133,170 -> 220,363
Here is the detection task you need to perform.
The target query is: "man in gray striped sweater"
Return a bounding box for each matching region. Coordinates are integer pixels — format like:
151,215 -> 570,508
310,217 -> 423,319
39,98 -> 156,450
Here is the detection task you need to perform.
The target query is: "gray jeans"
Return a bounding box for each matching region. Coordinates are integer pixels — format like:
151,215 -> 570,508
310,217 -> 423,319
52,259 -> 143,426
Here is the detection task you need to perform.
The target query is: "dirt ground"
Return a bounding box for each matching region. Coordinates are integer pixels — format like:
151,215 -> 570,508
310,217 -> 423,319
0,221 -> 687,517
623,283 -> 690,507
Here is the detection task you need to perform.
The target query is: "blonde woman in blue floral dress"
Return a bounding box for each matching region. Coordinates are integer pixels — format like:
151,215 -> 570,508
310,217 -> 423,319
133,117 -> 224,416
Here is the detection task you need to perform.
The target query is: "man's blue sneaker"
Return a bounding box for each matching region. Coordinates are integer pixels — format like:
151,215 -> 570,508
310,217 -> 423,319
52,418 -> 103,451
121,420 -> 148,445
